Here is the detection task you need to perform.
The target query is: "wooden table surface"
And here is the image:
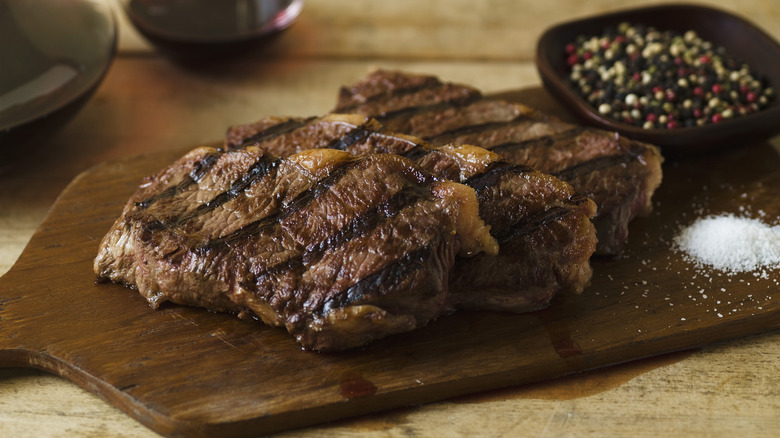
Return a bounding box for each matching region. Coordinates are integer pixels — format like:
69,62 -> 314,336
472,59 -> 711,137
2,0 -> 779,436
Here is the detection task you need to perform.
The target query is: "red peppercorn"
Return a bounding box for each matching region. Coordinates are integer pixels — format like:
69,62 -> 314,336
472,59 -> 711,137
564,24 -> 774,129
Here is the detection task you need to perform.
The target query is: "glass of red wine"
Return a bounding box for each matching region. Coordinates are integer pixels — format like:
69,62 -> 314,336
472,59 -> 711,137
120,0 -> 304,60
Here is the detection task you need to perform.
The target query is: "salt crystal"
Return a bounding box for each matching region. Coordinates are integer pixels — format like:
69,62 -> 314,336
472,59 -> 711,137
674,214 -> 780,272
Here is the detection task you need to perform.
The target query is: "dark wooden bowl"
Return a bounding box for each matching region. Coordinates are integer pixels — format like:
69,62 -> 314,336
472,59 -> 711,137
0,0 -> 116,167
536,3 -> 780,155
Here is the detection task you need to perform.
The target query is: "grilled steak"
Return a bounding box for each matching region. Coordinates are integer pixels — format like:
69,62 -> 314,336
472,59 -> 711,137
226,114 -> 598,311
333,70 -> 664,255
94,146 -> 498,351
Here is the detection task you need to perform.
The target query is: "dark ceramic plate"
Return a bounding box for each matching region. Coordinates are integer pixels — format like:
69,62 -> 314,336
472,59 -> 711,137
536,3 -> 780,154
0,0 -> 116,162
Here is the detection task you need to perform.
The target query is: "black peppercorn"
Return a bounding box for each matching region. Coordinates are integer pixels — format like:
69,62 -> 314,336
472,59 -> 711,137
566,23 -> 774,129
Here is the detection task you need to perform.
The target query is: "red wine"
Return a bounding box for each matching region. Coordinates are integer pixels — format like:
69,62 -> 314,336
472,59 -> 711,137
122,0 -> 303,58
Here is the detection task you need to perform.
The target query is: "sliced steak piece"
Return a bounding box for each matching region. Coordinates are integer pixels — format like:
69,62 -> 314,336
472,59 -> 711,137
437,144 -> 596,311
225,114 -> 598,312
334,70 -> 664,255
94,146 -> 497,351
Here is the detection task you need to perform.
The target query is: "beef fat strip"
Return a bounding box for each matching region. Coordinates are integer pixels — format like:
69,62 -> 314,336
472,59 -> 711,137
226,114 -> 598,311
333,70 -> 664,255
94,146 -> 497,351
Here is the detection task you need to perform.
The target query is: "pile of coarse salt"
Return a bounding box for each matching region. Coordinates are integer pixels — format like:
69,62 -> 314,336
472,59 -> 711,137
674,214 -> 780,273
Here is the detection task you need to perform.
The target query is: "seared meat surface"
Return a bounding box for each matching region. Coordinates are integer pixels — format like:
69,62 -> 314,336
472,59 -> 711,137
226,114 -> 597,311
94,146 -> 497,351
333,70 -> 664,255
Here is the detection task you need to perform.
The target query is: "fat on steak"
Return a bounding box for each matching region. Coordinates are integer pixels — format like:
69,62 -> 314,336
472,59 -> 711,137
225,113 -> 598,311
333,70 -> 664,255
94,146 -> 498,351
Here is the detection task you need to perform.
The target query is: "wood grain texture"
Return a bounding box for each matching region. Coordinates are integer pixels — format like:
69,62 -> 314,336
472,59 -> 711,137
113,0 -> 780,61
1,115 -> 779,436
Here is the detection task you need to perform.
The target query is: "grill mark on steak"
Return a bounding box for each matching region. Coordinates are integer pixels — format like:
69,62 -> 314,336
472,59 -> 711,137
240,257 -> 303,294
320,119 -> 426,156
199,158 -> 364,251
236,116 -> 317,149
335,77 -> 443,113
400,144 -> 435,161
319,244 -> 436,316
228,115 -> 430,157
200,157 -> 435,252
374,94 -> 481,122
190,151 -> 223,181
422,116 -> 532,144
325,123 -> 375,151
489,127 -> 584,154
139,153 -> 282,231
493,205 -> 570,243
461,161 -> 533,192
240,172 -> 440,303
492,195 -> 591,244
552,153 -> 637,181
140,219 -> 167,237
463,162 -> 586,245
302,185 -> 432,264
241,185 -> 435,291
135,151 -> 221,209
190,154 -> 280,215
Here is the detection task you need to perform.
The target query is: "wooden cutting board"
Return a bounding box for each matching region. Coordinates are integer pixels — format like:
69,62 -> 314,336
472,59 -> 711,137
1,133 -> 779,438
